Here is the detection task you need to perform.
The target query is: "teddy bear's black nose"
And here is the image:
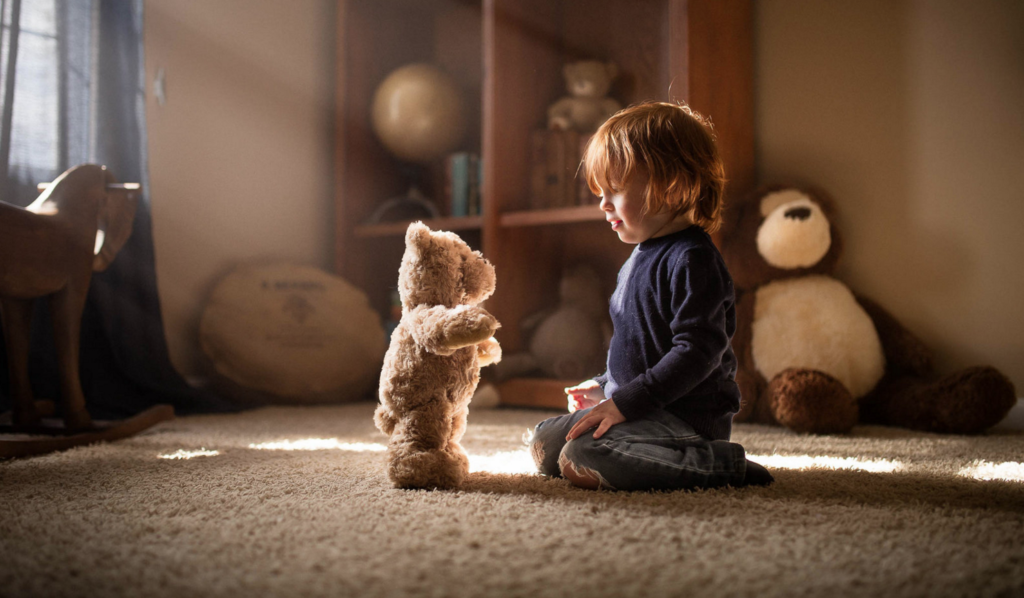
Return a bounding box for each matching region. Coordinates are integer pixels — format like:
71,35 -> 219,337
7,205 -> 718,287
784,207 -> 812,221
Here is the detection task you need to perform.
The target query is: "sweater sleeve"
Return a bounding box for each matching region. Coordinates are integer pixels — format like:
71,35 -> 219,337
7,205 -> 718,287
612,248 -> 732,420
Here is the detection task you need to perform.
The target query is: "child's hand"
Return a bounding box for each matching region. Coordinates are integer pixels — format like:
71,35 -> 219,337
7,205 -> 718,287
566,399 -> 625,441
565,379 -> 605,413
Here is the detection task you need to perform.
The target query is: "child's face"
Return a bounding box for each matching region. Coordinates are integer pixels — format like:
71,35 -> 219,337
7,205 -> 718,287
598,171 -> 674,244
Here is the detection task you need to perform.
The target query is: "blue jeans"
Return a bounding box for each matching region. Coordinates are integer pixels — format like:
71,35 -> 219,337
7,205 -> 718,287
528,406 -> 748,491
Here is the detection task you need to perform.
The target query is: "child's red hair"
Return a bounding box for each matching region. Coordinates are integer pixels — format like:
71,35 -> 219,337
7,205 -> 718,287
582,101 -> 726,233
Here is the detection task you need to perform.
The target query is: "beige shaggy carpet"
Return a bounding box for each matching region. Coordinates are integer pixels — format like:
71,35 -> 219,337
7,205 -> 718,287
1,402 -> 1023,598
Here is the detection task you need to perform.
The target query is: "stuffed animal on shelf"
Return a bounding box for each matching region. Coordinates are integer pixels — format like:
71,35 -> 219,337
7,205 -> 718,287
547,60 -> 622,133
721,186 -> 1016,435
493,265 -> 609,382
374,222 -> 501,489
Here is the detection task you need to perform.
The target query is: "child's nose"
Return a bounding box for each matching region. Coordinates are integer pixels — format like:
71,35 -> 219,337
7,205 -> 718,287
599,196 -> 612,211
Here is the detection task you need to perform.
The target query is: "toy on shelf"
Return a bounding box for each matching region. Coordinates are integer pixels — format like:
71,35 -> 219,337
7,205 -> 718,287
547,60 -> 621,134
0,164 -> 173,458
494,265 -> 609,382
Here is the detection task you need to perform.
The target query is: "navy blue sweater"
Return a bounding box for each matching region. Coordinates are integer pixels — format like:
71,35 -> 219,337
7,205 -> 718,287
597,226 -> 740,440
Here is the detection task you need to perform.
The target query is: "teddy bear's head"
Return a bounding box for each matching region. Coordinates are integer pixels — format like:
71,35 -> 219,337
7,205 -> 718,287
563,60 -> 617,99
721,186 -> 844,291
398,222 -> 495,309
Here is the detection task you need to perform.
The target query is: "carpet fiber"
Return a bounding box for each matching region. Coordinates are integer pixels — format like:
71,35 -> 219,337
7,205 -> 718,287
2,402 -> 1023,598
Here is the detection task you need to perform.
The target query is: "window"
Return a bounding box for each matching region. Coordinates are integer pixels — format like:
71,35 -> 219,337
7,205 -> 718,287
0,0 -> 96,206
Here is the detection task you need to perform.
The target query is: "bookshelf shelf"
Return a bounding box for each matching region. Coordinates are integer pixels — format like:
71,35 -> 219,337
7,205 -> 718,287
354,216 -> 484,238
500,205 -> 604,228
496,377 -> 576,410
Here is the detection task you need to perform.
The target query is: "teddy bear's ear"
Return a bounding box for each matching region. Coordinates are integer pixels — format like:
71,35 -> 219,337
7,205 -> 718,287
405,221 -> 432,253
462,250 -> 497,304
605,62 -> 618,79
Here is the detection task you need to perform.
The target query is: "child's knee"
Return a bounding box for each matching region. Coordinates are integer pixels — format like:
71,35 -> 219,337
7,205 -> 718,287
526,423 -> 562,476
558,441 -> 615,491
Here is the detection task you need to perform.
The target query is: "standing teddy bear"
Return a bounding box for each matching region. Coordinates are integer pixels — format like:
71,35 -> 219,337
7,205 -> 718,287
547,60 -> 622,133
720,186 -> 1016,435
374,222 -> 502,489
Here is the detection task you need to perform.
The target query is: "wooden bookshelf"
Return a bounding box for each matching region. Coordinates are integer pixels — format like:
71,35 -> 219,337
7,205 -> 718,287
335,0 -> 754,407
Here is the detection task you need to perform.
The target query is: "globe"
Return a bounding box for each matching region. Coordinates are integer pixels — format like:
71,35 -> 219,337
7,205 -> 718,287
371,63 -> 466,164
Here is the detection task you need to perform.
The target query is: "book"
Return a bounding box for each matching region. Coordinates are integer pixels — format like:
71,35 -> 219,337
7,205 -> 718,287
528,130 -> 596,209
447,152 -> 470,217
561,130 -> 581,207
467,154 -> 481,216
529,130 -> 549,209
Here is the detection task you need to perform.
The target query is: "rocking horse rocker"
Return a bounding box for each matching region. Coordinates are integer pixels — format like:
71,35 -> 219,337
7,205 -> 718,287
0,164 -> 174,458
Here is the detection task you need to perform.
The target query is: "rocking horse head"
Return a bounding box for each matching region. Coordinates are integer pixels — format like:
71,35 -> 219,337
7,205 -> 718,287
32,164 -> 138,272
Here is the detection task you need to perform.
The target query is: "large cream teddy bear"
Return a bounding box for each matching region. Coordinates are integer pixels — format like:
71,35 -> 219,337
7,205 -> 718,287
721,186 -> 1016,435
374,222 -> 502,489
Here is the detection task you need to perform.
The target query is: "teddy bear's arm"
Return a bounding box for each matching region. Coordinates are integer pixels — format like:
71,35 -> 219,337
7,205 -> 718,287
408,304 -> 500,355
854,294 -> 933,377
547,98 -> 575,130
476,337 -> 502,367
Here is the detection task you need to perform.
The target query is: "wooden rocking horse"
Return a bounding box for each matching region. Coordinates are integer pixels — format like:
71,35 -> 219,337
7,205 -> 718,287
0,164 -> 174,458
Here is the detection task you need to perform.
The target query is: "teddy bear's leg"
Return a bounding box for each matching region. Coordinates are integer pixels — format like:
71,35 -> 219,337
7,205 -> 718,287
449,404 -> 469,445
860,367 -> 1016,434
387,405 -> 468,489
440,404 -> 471,475
764,368 -> 858,434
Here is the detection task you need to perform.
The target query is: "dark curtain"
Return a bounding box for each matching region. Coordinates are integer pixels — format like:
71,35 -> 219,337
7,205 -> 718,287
0,0 -> 235,418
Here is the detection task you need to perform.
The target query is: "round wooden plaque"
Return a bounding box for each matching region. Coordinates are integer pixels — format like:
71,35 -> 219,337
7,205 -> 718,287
199,263 -> 385,403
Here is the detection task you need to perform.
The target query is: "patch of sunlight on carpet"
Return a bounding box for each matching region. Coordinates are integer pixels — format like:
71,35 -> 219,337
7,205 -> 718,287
958,460 -> 1024,482
748,453 -> 905,473
159,448 -> 220,460
248,438 -> 387,452
468,449 -> 536,474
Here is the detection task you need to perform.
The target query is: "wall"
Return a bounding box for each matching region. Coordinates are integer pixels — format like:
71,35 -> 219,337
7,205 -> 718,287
144,0 -> 335,376
756,0 -> 1024,393
145,0 -> 1023,395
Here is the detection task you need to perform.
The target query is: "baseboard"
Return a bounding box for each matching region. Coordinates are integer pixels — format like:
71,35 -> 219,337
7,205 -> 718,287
992,398 -> 1024,431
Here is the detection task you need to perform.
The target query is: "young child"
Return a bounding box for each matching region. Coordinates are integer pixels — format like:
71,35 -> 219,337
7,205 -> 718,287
528,101 -> 773,491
